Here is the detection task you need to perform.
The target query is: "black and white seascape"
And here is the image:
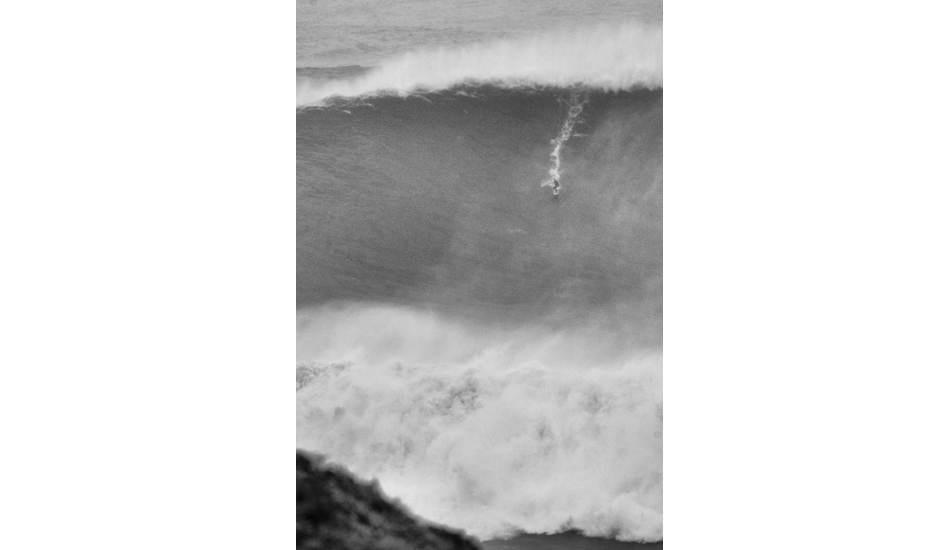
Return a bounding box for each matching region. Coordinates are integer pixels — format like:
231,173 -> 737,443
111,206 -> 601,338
297,1 -> 663,546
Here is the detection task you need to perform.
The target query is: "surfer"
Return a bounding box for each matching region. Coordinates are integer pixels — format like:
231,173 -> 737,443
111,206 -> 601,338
551,178 -> 560,196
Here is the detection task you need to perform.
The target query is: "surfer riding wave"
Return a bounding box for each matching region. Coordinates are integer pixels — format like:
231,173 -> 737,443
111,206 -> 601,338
542,93 -> 586,198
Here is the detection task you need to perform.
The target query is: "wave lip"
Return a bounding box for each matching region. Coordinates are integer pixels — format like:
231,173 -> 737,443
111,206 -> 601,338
297,21 -> 662,106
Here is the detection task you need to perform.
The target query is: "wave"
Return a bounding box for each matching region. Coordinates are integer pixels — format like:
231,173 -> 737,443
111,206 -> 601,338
297,67 -> 663,542
296,87 -> 663,341
297,21 -> 662,106
296,304 -> 663,542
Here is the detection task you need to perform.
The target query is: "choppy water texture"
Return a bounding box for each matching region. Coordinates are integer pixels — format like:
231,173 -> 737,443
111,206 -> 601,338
297,0 -> 662,543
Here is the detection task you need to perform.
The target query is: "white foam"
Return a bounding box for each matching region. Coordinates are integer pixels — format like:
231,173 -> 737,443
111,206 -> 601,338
296,304 -> 663,541
297,21 -> 662,106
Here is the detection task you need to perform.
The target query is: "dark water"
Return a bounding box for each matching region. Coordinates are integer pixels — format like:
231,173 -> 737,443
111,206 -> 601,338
297,85 -> 662,344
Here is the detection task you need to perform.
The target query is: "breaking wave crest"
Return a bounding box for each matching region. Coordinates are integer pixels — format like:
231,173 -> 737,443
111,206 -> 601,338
296,304 -> 663,542
296,21 -> 662,106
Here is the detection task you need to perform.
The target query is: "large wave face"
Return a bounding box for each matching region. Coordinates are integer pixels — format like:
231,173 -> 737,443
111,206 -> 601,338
297,21 -> 662,106
297,23 -> 662,542
298,87 -> 662,331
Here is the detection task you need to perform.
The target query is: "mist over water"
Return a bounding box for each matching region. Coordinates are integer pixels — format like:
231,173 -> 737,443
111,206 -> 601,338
297,304 -> 662,541
298,2 -> 662,542
296,21 -> 662,106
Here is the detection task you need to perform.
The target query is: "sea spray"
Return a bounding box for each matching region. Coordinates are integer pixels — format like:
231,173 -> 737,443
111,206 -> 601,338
296,21 -> 662,106
543,92 -> 588,194
296,304 -> 663,543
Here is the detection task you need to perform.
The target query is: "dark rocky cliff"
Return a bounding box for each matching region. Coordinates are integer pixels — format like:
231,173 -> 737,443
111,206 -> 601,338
296,450 -> 481,550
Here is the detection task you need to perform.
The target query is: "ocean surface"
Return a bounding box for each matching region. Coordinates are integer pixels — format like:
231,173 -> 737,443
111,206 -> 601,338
297,0 -> 663,545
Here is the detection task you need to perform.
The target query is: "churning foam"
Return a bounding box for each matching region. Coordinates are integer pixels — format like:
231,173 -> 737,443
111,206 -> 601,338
296,304 -> 663,541
297,21 -> 663,106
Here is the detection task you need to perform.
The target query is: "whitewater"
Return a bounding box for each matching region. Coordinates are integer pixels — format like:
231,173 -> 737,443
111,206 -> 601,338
296,21 -> 662,106
296,304 -> 662,541
298,4 -> 662,544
